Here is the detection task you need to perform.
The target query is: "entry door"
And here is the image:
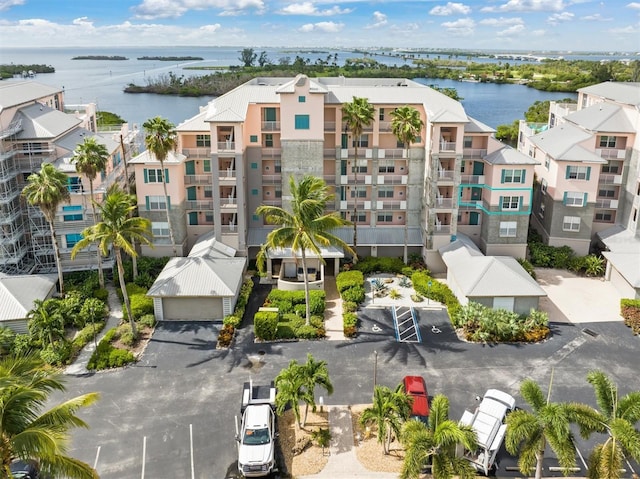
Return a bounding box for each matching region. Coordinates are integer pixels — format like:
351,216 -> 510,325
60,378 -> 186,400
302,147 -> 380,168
469,211 -> 479,225
473,161 -> 484,175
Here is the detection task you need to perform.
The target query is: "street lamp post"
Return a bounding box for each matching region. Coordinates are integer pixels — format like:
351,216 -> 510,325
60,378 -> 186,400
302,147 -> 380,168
373,350 -> 378,393
427,280 -> 432,305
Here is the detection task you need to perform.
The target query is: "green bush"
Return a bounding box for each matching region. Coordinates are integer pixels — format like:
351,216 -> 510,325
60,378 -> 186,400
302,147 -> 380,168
295,324 -> 323,339
88,339 -> 135,370
60,291 -> 83,326
265,289 -> 326,315
77,298 -> 108,328
134,272 -> 155,289
621,298 -> 640,335
352,256 -> 405,275
117,324 -> 135,346
343,301 -> 358,313
137,314 -> 156,328
11,334 -> 34,357
40,340 -> 71,366
72,321 -> 105,351
341,286 -> 365,304
412,272 -> 461,325
130,293 -> 154,319
343,312 -> 359,337
336,270 -> 364,292
234,279 -> 254,319
517,258 -> 536,279
0,326 -> 15,356
223,314 -> 242,328
254,311 -> 279,340
93,288 -> 109,301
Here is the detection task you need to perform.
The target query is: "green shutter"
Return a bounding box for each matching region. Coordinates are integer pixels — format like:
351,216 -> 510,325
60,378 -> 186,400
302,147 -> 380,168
167,196 -> 171,210
145,196 -> 150,211
583,192 -> 588,206
563,192 -> 568,205
251,162 -> 258,169
203,160 -> 211,172
188,212 -> 198,225
519,196 -> 523,210
521,170 -> 526,183
252,214 -> 259,221
187,186 -> 196,201
499,196 -> 503,209
143,169 -> 148,183
501,170 -> 506,183
265,108 -> 276,122
250,135 -> 258,143
586,167 -> 591,180
164,168 -> 169,183
185,160 -> 195,175
566,166 -> 571,179
251,189 -> 258,195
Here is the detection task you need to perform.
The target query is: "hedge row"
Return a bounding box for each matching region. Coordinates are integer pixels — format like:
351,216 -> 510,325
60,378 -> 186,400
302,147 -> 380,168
351,256 -> 406,275
87,328 -> 135,370
336,270 -> 365,337
621,298 -> 640,335
264,289 -> 326,315
218,278 -> 255,348
412,272 -> 462,323
254,311 -> 279,341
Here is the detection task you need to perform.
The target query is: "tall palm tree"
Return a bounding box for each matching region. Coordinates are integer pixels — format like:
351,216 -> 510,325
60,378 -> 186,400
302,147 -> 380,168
73,137 -> 108,288
584,370 -> 640,479
0,354 -> 100,479
71,185 -> 153,340
22,163 -> 70,295
300,354 -> 334,426
256,175 -> 354,326
505,376 -> 601,479
274,359 -> 312,430
27,299 -> 64,348
400,394 -> 477,479
391,106 -> 424,264
143,116 -> 177,256
360,385 -> 412,455
342,96 -> 374,259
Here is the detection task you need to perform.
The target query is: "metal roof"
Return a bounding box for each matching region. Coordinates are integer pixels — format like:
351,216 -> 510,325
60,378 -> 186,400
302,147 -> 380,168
565,102 -> 636,133
465,116 -> 495,133
597,226 -> 640,287
529,122 -> 606,163
578,81 -> 640,107
189,230 -> 237,258
15,103 -> 81,139
129,149 -> 186,164
483,145 -> 538,166
0,81 -> 62,110
0,274 -> 57,321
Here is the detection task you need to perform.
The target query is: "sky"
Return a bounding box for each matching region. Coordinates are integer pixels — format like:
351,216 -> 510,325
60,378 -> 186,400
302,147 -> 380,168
0,0 -> 638,52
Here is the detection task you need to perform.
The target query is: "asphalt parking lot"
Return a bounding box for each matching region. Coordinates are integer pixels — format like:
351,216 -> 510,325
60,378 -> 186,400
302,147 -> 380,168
62,302 -> 640,479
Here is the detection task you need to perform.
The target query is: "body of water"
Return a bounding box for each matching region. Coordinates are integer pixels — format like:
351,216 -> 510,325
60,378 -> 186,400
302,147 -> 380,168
2,46 -> 579,129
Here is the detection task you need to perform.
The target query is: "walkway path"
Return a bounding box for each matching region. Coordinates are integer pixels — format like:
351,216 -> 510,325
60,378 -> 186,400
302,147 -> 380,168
297,405 -> 398,479
324,276 -> 345,341
65,283 -> 123,376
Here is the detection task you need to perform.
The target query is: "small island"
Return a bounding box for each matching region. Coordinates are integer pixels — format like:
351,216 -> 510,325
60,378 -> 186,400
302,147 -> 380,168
72,56 -> 128,60
137,56 -> 203,61
0,64 -> 54,79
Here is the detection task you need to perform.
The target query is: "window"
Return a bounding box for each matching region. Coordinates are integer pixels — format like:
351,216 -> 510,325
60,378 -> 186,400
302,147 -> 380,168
251,189 -> 258,195
378,213 -> 393,223
354,134 -> 369,148
463,136 -> 473,148
145,168 -> 167,183
351,159 -> 367,174
460,161 -> 465,173
264,107 -> 276,122
151,222 -> 169,237
499,221 -> 517,237
598,188 -> 615,198
295,115 -> 310,129
539,203 -> 545,218
350,187 -> 366,198
501,196 -> 520,210
250,162 -> 258,169
62,205 -> 83,221
204,187 -> 213,198
354,213 -> 367,223
602,163 -> 619,174
378,160 -> 395,173
264,134 -> 273,147
196,134 -> 211,147
298,95 -> 306,103
566,165 -> 590,180
595,210 -> 614,222
599,136 -> 617,148
205,213 -> 214,223
67,177 -> 82,193
564,191 -> 586,207
502,169 -> 525,184
541,179 -> 548,195
252,214 -> 259,221
275,189 -> 282,198
377,187 -> 394,198
112,152 -> 121,167
274,161 -> 282,173
544,155 -> 550,170
203,160 -> 211,172
65,233 -> 83,249
562,216 -> 581,231
146,195 -> 167,210
250,135 -> 258,143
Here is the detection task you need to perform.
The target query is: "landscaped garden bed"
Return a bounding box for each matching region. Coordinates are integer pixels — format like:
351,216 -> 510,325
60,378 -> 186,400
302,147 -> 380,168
254,289 -> 326,341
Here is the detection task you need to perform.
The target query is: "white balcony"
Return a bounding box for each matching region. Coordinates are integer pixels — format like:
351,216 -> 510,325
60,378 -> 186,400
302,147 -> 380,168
599,174 -> 622,185
184,175 -> 212,185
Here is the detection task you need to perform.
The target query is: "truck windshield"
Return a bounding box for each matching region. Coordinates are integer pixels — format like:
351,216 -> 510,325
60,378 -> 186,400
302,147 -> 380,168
243,428 -> 271,445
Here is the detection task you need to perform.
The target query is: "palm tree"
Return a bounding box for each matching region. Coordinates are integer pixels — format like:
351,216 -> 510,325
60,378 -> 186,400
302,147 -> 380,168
22,163 -> 70,295
342,96 -> 374,258
391,106 -> 424,263
274,359 -> 312,430
72,185 -> 153,340
360,385 -> 412,455
143,116 -> 177,256
27,299 -> 64,348
256,175 -> 354,326
300,354 -> 334,426
73,137 -> 108,288
400,394 -> 477,479
584,370 -> 640,479
0,354 -> 100,479
505,376 -> 601,479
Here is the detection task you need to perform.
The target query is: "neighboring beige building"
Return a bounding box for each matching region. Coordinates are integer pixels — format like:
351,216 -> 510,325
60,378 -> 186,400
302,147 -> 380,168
134,75 -> 536,274
0,272 -> 57,333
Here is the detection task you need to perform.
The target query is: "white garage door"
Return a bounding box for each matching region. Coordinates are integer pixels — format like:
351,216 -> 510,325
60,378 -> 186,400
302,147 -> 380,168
493,297 -> 515,312
162,297 -> 223,321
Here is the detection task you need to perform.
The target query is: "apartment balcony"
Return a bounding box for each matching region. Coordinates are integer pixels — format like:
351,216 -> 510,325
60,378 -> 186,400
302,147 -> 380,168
184,174 -> 212,186
262,148 -> 282,158
217,141 -> 235,152
339,174 -> 370,185
220,224 -> 238,233
599,174 -> 623,185
463,148 -> 487,159
596,148 -> 626,160
380,148 -> 407,159
376,200 -> 407,210
218,168 -> 236,179
458,200 -> 482,210
261,200 -> 281,206
220,197 -> 238,210
433,197 -> 454,209
435,170 -> 455,183
438,141 -> 457,155
262,174 -> 282,185
520,122 -> 548,138
324,121 -> 336,131
460,174 -> 485,185
377,174 -> 407,185
339,200 -> 371,210
379,121 -> 392,132
324,148 -> 337,157
323,174 -> 336,184
182,147 -> 211,158
433,223 -> 452,235
186,200 -> 214,210
596,198 -> 619,209
261,121 -> 280,132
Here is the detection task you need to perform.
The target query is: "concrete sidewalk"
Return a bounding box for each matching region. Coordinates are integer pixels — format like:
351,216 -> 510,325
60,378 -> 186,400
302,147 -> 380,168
297,405 -> 399,479
65,283 -> 123,376
324,276 -> 345,341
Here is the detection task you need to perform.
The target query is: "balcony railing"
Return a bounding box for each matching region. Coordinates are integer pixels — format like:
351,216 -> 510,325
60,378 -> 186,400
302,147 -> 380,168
463,148 -> 487,159
379,121 -> 392,131
217,141 -> 235,151
376,200 -> 406,210
434,198 -> 454,208
184,174 -> 211,185
262,174 -> 282,184
596,198 -> 619,209
262,148 -> 282,158
460,174 -> 485,185
436,170 -> 455,181
599,174 -> 623,185
377,174 -> 407,185
433,224 -> 452,234
596,148 -> 626,160
220,197 -> 237,207
261,121 -> 280,131
324,121 -> 336,131
323,174 -> 336,184
261,200 -> 281,206
439,141 -> 457,152
182,147 -> 211,158
220,225 -> 237,233
219,169 -> 236,179
185,200 -> 214,210
324,148 -> 337,157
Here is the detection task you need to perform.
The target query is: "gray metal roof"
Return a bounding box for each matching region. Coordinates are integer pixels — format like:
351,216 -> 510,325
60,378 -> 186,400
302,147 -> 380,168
565,102 -> 636,133
15,103 -> 81,139
484,145 -> 538,166
529,122 -> 606,163
0,274 -> 57,321
597,225 -> 640,287
129,149 -> 185,164
578,82 -> 640,107
247,226 -> 423,247
0,81 -> 62,110
147,256 -> 246,297
176,108 -> 209,131
439,235 -> 546,298
602,251 -> 640,287
189,231 -> 237,258
465,116 -> 495,133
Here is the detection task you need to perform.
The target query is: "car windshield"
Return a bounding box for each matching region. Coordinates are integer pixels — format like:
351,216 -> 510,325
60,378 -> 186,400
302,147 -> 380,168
243,427 -> 271,445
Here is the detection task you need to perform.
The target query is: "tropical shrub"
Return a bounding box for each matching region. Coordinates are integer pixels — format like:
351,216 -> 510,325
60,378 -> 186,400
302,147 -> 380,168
352,256 -> 405,275
343,301 -> 358,313
137,314 -> 157,328
341,286 -> 365,304
40,340 -> 71,366
130,293 -> 154,319
71,321 -> 105,353
11,334 -> 34,357
517,258 -> 536,279
134,272 -> 155,289
77,298 -> 108,328
0,327 -> 15,356
412,272 -> 461,324
93,288 -> 109,301
117,324 -> 135,347
343,312 -> 358,338
336,270 -> 364,292
621,298 -> 640,335
265,289 -> 325,315
583,254 -> 605,277
217,324 -> 235,347
254,311 -> 279,340
223,314 -> 242,328
389,288 -> 401,300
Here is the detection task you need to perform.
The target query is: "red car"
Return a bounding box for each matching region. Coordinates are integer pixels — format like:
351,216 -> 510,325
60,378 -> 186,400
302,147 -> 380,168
403,375 -> 430,423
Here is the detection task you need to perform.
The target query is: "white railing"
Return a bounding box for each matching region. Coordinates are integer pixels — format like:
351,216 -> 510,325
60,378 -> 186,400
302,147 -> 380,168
434,198 -> 454,208
460,174 -> 485,184
439,141 -> 456,152
599,174 -> 622,185
185,200 -> 214,209
262,175 -> 281,184
184,175 -> 212,185
217,141 -> 235,151
182,147 -> 211,158
324,121 -> 336,131
463,148 -> 487,159
261,121 -> 280,131
436,170 -> 455,181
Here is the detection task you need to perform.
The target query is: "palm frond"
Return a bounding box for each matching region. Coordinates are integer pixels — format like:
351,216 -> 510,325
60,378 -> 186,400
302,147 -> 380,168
587,370 -> 617,420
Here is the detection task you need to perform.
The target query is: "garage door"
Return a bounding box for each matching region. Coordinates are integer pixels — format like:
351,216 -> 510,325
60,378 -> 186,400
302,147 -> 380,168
493,297 -> 515,312
162,297 -> 223,321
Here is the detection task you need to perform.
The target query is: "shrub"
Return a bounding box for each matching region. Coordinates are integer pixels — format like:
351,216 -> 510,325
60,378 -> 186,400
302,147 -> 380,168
117,324 -> 135,347
352,256 -> 405,275
341,286 -> 365,304
411,294 -> 423,302
72,321 -> 105,351
336,270 -> 364,292
130,294 -> 154,319
412,272 -> 462,326
223,315 -> 242,328
621,298 -> 640,335
517,258 -> 536,279
233,279 -> 254,320
88,328 -> 136,370
134,272 -> 155,289
78,298 -> 108,329
0,326 -> 15,356
389,288 -> 401,299
343,301 -> 358,313
137,314 -> 157,328
583,255 -> 605,277
311,428 -> 331,448
217,324 -> 235,347
60,291 -> 83,326
40,340 -> 71,366
93,288 -> 109,301
11,334 -> 34,357
254,311 -> 279,340
265,289 -> 325,315
295,324 -> 323,339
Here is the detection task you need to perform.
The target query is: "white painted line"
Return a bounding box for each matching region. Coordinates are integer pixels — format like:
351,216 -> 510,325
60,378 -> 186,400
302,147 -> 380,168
575,445 -> 588,469
93,446 -> 101,470
141,436 -> 147,479
190,423 -> 195,479
548,466 -> 580,472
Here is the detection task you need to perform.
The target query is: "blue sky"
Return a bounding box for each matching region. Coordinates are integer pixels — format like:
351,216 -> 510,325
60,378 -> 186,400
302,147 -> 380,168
1,0 -> 638,52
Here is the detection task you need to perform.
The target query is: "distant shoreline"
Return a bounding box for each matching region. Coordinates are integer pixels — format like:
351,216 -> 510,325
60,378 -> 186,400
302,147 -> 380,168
72,55 -> 128,61
137,56 -> 204,61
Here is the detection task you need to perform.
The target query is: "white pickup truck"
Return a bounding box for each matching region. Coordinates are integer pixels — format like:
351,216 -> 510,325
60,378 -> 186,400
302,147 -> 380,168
459,389 -> 516,475
236,381 -> 278,477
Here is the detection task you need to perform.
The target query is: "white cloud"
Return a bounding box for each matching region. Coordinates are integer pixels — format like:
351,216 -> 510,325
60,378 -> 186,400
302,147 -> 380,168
626,2 -> 640,9
0,0 -> 24,11
481,0 -> 566,13
72,17 -> 94,27
497,24 -> 526,36
199,24 -> 221,32
581,13 -> 612,21
479,16 -> 524,26
429,2 -> 471,16
608,24 -> 640,34
531,29 -> 547,36
298,21 -> 343,33
547,11 -> 574,25
366,11 -> 388,29
132,0 -> 264,19
441,17 -> 475,35
279,2 -> 352,16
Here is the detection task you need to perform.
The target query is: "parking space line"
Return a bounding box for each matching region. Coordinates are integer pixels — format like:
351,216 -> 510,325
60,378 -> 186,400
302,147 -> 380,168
93,446 -> 101,470
575,445 -> 588,469
141,436 -> 147,479
190,424 -> 195,479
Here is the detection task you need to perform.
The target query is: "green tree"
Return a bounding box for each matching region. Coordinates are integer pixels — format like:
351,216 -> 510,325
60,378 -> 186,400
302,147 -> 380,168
584,370 -> 640,479
400,394 -> 477,479
495,120 -> 520,144
360,385 -> 412,455
73,137 -> 108,288
300,354 -> 334,426
0,354 -> 100,479
274,359 -> 312,430
22,163 -> 70,295
26,299 -> 64,348
390,105 -> 424,263
143,116 -> 177,256
258,51 -> 270,67
72,186 -> 153,340
239,48 -> 257,67
256,175 -> 354,326
505,376 -> 600,479
342,97 -> 375,258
